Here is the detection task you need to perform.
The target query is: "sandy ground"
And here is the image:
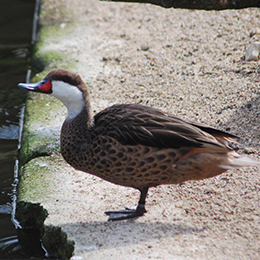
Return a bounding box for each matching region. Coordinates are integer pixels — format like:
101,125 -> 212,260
33,0 -> 260,259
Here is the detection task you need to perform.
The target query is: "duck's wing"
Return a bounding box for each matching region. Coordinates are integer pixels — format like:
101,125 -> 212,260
94,104 -> 234,151
184,120 -> 238,142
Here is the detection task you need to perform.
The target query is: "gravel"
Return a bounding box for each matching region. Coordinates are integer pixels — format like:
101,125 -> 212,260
38,1 -> 260,259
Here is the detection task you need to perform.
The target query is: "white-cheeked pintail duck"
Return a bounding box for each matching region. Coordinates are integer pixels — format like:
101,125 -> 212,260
18,69 -> 260,221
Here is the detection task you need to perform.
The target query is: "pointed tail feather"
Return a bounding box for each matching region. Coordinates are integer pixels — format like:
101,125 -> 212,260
219,152 -> 260,169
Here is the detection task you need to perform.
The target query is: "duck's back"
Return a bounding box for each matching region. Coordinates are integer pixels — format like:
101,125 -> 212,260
93,103 -> 234,151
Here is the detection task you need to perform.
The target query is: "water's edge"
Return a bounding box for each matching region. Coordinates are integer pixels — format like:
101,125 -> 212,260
0,1 -> 74,258
0,0 -> 36,258
14,0 -> 75,258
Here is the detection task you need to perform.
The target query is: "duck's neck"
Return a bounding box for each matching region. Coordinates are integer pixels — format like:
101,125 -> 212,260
62,101 -> 94,140
60,103 -> 94,168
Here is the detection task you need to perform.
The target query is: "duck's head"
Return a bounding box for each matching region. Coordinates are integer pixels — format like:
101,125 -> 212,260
18,69 -> 90,120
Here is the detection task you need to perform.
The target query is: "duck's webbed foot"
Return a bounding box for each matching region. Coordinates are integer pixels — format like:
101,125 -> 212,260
105,204 -> 147,221
105,187 -> 149,221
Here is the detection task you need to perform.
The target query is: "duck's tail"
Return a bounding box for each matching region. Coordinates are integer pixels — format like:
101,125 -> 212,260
219,151 -> 260,170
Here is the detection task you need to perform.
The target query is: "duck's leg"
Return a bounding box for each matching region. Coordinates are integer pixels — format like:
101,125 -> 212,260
105,187 -> 149,221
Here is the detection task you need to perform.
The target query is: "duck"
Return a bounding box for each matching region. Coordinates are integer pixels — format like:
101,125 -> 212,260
18,69 -> 259,221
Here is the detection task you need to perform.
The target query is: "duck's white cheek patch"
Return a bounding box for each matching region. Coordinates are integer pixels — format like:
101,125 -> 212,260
51,80 -> 85,120
51,81 -> 83,100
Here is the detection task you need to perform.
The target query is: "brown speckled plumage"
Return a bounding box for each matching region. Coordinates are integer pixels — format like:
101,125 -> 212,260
61,104 -> 233,189
19,69 -> 259,221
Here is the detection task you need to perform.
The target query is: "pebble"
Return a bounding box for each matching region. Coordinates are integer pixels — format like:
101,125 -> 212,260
141,44 -> 149,51
245,42 -> 260,61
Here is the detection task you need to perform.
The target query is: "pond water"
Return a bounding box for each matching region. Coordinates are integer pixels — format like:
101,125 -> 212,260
0,0 -> 39,258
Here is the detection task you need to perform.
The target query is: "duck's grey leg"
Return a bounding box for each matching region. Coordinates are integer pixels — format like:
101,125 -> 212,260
105,187 -> 149,221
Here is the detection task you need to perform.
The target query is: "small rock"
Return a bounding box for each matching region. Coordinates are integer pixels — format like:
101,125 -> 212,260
250,28 -> 260,37
245,42 -> 260,61
249,31 -> 256,38
60,23 -> 67,29
141,44 -> 149,51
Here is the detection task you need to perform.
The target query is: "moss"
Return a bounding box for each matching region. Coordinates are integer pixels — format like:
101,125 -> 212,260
23,92 -> 63,121
16,201 -> 48,234
19,132 -> 59,166
43,226 -> 75,260
16,159 -> 75,258
19,92 -> 64,166
17,156 -> 59,202
16,1 -> 77,258
30,0 -> 78,73
15,201 -> 74,259
31,50 -> 64,73
15,201 -> 48,257
31,24 -> 76,74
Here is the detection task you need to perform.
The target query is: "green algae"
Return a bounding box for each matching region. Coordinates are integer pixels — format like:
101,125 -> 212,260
18,156 -> 58,202
17,156 -> 75,259
16,201 -> 74,260
19,92 -> 64,166
43,226 -> 75,260
31,24 -> 77,74
16,201 -> 48,234
15,201 -> 48,257
16,0 -> 81,258
19,131 -> 59,166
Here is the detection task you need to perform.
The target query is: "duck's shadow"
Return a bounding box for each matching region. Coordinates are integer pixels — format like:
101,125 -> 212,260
219,95 -> 260,146
61,219 -> 201,251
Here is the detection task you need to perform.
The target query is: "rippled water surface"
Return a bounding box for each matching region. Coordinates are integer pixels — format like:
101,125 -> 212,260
0,0 -> 35,258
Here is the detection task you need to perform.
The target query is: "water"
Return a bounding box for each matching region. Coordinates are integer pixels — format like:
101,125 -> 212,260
0,0 -> 37,258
